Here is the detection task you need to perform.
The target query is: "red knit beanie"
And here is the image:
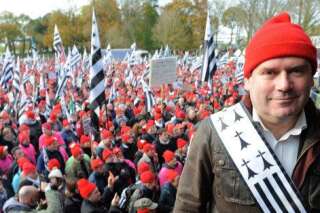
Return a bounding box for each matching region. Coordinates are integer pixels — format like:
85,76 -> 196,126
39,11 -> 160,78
244,12 -> 317,78
163,150 -> 175,163
48,158 -> 60,171
77,178 -> 96,199
140,171 -> 155,184
70,143 -> 82,157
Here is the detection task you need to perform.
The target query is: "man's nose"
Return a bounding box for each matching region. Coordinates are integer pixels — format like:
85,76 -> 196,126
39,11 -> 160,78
275,72 -> 292,91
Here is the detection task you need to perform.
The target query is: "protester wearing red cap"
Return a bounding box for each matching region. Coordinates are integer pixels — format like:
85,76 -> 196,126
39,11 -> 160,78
18,132 -> 36,164
128,171 -> 158,212
102,148 -> 113,163
76,178 -> 111,213
175,12 -> 320,212
47,158 -> 61,171
158,169 -> 179,213
65,143 -> 91,180
61,119 -> 78,154
137,143 -> 157,174
88,158 -> 106,193
37,135 -> 65,178
120,133 -> 137,162
158,150 -> 182,187
175,138 -> 188,165
21,162 -> 38,183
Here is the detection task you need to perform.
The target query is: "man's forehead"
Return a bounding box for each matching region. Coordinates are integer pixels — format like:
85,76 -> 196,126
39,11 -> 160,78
256,57 -> 311,71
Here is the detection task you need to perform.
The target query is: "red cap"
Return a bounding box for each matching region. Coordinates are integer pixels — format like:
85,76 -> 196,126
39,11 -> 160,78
140,171 -> 155,184
22,162 -> 36,175
42,122 -> 52,131
112,147 -> 122,155
121,134 -> 131,143
166,169 -> 178,182
102,149 -> 113,161
47,158 -> 60,170
17,157 -> 30,169
137,139 -> 147,150
25,111 -> 35,120
120,126 -> 131,135
177,138 -> 187,149
101,129 -> 113,139
166,123 -> 174,135
80,135 -> 91,145
91,158 -> 103,170
62,119 -> 69,127
70,143 -> 82,157
143,143 -> 154,153
244,12 -> 317,78
18,132 -> 29,144
163,150 -> 175,163
176,111 -> 185,120
77,178 -> 96,199
138,162 -> 151,175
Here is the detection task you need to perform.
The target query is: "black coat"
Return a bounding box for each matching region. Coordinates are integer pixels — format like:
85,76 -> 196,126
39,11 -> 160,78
158,182 -> 177,213
81,200 -> 108,213
64,194 -> 82,213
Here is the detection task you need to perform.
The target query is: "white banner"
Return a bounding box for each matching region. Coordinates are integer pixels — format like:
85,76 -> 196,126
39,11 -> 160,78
149,56 -> 177,88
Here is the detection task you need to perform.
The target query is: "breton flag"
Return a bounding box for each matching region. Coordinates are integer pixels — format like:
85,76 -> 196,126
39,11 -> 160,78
13,56 -> 20,94
70,45 -> 81,69
235,55 -> 245,84
89,9 -> 106,110
53,24 -> 66,64
0,47 -> 14,90
201,10 -> 217,82
141,79 -> 155,113
210,103 -> 307,213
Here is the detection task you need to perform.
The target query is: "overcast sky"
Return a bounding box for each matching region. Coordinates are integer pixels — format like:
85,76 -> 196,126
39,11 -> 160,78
0,0 -> 172,19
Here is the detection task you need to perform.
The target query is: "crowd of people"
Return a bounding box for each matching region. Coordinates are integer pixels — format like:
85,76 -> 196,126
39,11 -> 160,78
0,52 -> 243,213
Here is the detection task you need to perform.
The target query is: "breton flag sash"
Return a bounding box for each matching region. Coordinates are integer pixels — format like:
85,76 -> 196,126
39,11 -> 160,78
210,102 -> 307,213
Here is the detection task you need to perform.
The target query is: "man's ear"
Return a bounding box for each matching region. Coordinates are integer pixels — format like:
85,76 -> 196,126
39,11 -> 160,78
244,78 -> 250,91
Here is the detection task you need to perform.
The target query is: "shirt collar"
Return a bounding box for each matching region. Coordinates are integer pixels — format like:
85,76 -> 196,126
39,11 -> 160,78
252,108 -> 307,141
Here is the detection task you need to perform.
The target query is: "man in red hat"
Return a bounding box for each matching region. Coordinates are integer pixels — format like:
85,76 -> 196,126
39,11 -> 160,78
65,143 -> 91,180
36,135 -> 65,177
175,12 -> 320,212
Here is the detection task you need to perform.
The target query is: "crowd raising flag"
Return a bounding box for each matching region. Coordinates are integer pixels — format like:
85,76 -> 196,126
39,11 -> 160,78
89,9 -> 106,110
0,47 -> 14,90
201,9 -> 217,83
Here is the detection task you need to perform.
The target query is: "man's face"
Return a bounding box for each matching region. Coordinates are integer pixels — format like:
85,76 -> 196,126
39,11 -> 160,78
244,57 -> 313,124
88,187 -> 101,203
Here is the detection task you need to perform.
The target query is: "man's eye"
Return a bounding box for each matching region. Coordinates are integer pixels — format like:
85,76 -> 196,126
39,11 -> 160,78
263,70 -> 274,75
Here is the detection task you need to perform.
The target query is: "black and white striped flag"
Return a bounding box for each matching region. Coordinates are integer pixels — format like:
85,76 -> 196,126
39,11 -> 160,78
89,9 -> 106,110
201,10 -> 217,82
0,47 -> 14,90
53,24 -> 66,64
13,56 -> 20,94
70,45 -> 81,69
141,79 -> 155,113
235,56 -> 244,84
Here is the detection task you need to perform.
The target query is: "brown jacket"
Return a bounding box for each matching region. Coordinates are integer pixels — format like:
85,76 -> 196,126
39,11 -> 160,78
174,99 -> 320,213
